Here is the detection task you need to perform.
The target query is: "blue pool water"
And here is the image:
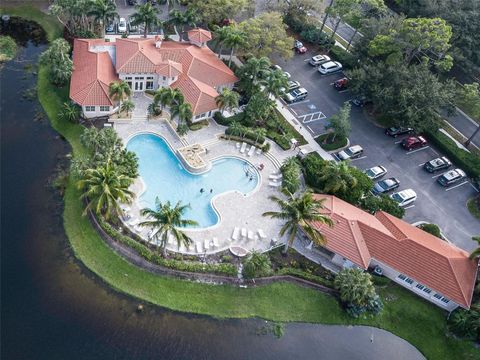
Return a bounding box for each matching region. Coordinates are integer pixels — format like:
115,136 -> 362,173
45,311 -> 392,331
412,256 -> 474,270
126,133 -> 259,228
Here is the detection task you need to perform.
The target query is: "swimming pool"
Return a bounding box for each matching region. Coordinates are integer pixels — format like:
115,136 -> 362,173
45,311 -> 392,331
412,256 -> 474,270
126,133 -> 259,228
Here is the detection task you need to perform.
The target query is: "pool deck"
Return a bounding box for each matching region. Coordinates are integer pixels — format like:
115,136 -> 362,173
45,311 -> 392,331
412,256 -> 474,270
113,118 -> 303,255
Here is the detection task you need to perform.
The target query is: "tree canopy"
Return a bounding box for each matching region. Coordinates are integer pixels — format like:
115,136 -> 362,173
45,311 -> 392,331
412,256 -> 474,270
238,12 -> 293,60
191,0 -> 250,24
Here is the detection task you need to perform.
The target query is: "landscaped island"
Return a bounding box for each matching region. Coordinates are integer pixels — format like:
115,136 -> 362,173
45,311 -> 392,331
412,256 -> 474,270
2,4 -> 479,360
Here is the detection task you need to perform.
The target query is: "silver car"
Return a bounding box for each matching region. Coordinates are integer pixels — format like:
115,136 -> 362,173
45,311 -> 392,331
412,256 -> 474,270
364,166 -> 387,179
318,61 -> 342,74
309,54 -> 331,66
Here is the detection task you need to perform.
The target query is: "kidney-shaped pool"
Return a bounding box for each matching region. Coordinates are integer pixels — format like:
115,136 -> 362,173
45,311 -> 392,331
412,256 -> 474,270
126,133 -> 259,228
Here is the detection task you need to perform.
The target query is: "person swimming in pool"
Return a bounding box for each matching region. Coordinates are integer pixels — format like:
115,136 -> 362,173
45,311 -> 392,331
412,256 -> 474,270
200,188 -> 204,193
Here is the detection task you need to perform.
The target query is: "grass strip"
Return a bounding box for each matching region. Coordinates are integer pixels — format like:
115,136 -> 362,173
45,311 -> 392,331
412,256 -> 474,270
10,5 -> 480,359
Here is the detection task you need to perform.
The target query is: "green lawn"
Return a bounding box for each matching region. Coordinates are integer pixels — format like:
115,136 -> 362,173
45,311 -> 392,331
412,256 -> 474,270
10,5 -> 480,360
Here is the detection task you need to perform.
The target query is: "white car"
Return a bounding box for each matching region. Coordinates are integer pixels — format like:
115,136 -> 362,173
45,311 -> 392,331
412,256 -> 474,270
280,80 -> 301,94
284,87 -> 308,103
309,54 -> 331,66
318,61 -> 343,74
118,18 -> 127,33
336,145 -> 363,161
364,166 -> 387,180
390,189 -> 417,207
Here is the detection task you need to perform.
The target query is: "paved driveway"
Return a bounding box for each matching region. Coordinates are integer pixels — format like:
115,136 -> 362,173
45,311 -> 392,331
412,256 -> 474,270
273,52 -> 480,251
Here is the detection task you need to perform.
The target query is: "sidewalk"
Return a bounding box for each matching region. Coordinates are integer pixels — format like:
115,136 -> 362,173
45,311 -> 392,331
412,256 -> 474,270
275,99 -> 335,161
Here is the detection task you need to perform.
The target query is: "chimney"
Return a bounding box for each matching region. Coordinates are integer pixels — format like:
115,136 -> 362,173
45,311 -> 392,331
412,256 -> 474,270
155,35 -> 162,48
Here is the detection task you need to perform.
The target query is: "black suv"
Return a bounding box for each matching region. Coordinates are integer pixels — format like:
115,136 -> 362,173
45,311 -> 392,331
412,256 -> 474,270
424,157 -> 452,173
385,127 -> 414,137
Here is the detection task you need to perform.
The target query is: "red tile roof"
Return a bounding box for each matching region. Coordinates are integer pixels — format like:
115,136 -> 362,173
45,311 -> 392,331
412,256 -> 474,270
110,36 -> 237,115
69,39 -> 119,106
187,28 -> 212,43
310,195 -> 478,308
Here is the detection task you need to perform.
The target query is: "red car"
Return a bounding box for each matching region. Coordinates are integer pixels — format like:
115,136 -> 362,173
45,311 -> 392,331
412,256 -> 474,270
294,40 -> 307,54
401,136 -> 428,151
334,77 -> 348,90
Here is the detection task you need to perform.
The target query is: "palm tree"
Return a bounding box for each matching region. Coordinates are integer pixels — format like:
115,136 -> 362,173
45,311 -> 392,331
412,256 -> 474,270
130,2 -> 160,38
171,102 -> 193,125
223,26 -> 247,67
254,127 -> 267,143
334,268 -> 376,307
121,99 -> 135,116
237,56 -> 271,96
58,102 -> 81,123
153,87 -> 172,111
213,25 -> 231,58
77,160 -> 135,220
88,0 -> 118,37
228,121 -> 244,137
139,197 -> 198,256
215,88 -> 240,115
169,8 -> 199,40
469,236 -> 480,260
109,80 -> 131,113
265,69 -> 289,98
243,251 -> 272,278
263,190 -> 334,253
171,88 -> 184,105
318,161 -> 358,194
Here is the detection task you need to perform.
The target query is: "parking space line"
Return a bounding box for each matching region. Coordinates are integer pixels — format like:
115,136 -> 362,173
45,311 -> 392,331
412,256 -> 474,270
418,162 -> 426,166
290,108 -> 298,116
394,140 -> 403,144
470,183 -> 480,192
298,111 -> 327,124
404,205 -> 415,210
288,99 -> 310,106
432,171 -> 449,179
350,156 -> 367,161
338,89 -> 349,93
307,125 -> 314,133
445,181 -> 469,191
405,146 -> 430,155
430,148 -> 439,155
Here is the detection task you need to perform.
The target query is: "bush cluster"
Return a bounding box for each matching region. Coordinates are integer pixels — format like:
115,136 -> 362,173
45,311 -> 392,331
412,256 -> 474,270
418,223 -> 442,238
97,218 -> 238,276
284,14 -> 334,50
329,46 -> 358,69
225,126 -> 266,144
425,129 -> 480,178
280,158 -> 301,193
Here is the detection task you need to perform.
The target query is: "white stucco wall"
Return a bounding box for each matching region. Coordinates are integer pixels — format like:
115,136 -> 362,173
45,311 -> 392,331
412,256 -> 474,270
82,105 -> 118,119
369,259 -> 460,311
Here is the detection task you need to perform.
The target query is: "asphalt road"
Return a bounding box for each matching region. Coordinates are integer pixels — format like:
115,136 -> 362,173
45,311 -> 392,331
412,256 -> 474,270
444,109 -> 479,148
275,51 -> 480,251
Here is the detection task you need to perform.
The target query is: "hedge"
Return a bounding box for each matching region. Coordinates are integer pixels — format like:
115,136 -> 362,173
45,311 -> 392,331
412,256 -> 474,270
329,46 -> 358,69
277,268 -> 334,288
213,111 -> 245,126
425,129 -> 480,178
97,217 -> 238,276
315,133 -> 348,151
225,126 -> 265,144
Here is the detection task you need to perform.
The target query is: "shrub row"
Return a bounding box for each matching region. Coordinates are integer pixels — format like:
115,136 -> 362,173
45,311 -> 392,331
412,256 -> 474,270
276,267 -> 334,288
225,126 -> 266,144
425,129 -> 480,178
329,46 -> 358,69
213,111 -> 244,126
221,134 -> 269,151
97,218 -> 238,276
315,133 -> 348,151
284,14 -> 334,49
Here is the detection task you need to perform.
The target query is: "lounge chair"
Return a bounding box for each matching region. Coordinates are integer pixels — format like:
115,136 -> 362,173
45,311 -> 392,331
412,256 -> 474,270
213,237 -> 219,247
247,230 -> 254,240
232,227 -> 240,241
236,142 -> 241,149
256,147 -> 262,155
188,243 -> 195,252
240,142 -> 247,154
247,146 -> 255,157
168,234 -> 175,245
269,174 -> 282,180
271,237 -> 278,245
179,244 -> 187,252
258,229 -> 267,239
204,239 -> 210,250
196,241 -> 203,253
241,228 -> 247,238
269,181 -> 282,187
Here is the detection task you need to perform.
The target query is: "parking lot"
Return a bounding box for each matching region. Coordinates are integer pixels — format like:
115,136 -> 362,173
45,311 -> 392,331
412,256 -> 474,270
274,50 -> 480,251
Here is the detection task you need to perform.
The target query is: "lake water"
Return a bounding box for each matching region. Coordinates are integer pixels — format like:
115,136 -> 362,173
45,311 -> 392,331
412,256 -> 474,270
0,18 -> 424,360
